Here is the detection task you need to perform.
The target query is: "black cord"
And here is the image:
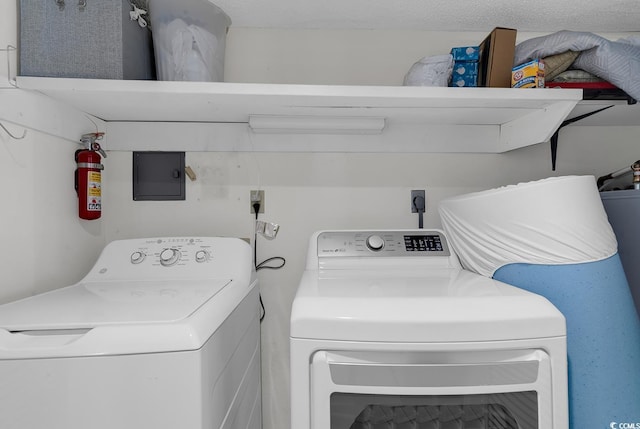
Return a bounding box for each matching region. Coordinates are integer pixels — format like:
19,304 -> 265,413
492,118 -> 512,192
412,195 -> 426,229
253,202 -> 260,268
253,200 -> 286,322
256,256 -> 286,271
258,294 -> 265,322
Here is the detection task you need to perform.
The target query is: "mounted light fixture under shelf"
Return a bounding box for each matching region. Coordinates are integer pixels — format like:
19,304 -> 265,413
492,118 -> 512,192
248,115 -> 386,135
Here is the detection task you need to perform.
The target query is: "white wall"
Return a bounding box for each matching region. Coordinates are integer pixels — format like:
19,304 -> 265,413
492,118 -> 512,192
224,28 -> 636,85
0,127 -> 107,303
0,1 -> 17,89
0,2 -> 106,303
2,4 -> 640,428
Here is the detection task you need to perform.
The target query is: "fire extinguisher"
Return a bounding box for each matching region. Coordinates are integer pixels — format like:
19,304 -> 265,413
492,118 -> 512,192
75,133 -> 106,220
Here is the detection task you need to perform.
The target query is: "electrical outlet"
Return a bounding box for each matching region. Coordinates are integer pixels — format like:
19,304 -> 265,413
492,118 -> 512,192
411,190 -> 426,213
250,190 -> 264,213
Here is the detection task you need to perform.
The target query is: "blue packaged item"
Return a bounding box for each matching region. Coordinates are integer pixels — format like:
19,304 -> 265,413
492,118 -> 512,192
449,46 -> 479,87
450,61 -> 478,87
450,46 -> 480,61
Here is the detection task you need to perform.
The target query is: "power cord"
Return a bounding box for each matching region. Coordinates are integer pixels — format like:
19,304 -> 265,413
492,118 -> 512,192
253,200 -> 285,322
412,195 -> 426,229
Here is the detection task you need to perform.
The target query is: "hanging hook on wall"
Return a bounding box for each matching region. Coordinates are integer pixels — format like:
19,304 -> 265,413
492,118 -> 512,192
0,121 -> 27,140
1,45 -> 18,88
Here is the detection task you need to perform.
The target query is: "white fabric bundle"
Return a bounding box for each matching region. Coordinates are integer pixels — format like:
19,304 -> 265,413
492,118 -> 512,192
439,175 -> 617,277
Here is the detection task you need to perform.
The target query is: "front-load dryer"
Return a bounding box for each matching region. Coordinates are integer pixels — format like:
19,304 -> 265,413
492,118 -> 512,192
0,237 -> 261,429
290,230 -> 567,429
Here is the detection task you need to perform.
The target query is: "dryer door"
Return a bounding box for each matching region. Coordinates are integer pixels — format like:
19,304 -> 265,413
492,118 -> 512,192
310,348 -> 554,429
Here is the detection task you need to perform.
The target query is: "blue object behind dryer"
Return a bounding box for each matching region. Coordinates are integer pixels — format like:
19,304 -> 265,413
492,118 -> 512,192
439,176 -> 640,429
494,255 -> 640,429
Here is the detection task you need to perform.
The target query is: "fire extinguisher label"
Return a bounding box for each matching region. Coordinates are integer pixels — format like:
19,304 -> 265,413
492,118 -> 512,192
87,171 -> 102,211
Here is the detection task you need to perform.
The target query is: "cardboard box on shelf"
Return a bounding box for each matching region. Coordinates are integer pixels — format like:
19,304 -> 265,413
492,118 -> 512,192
478,27 -> 517,88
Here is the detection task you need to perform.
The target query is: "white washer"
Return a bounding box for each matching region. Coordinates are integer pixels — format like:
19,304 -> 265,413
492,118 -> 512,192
0,237 -> 261,429
291,230 -> 568,429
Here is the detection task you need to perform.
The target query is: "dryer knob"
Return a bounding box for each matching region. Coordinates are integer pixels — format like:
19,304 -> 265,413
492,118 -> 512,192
130,251 -> 146,264
195,250 -> 209,263
159,248 -> 180,266
366,235 -> 385,251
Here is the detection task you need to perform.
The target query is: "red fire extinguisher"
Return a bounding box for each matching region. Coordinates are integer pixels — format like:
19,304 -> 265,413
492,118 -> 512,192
75,133 -> 106,220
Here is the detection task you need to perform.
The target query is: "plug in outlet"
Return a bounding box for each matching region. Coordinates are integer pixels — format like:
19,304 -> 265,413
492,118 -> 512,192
250,190 -> 264,214
411,190 -> 426,213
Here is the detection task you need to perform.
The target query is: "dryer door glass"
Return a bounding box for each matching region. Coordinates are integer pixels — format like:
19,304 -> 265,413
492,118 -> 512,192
331,391 -> 537,429
310,349 -> 552,429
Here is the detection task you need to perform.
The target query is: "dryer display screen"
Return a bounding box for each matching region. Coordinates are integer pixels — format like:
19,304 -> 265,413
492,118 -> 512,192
404,235 -> 443,252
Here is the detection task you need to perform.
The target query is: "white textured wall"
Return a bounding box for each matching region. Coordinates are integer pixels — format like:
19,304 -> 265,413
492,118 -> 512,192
0,2 -> 106,304
0,127 -> 107,303
226,28 -> 489,85
0,1 -> 17,87
224,28 -> 635,85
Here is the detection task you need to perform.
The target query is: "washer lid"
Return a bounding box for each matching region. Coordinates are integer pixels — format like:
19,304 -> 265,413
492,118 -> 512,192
0,278 -> 244,359
290,268 -> 566,342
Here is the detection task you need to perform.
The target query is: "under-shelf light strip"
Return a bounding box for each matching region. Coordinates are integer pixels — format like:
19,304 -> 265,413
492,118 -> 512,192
248,115 -> 386,135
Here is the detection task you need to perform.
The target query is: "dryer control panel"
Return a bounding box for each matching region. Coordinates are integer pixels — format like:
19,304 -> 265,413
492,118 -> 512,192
316,230 -> 450,258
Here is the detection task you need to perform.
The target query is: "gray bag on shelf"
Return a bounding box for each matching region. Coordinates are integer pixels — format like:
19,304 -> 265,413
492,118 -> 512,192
19,0 -> 155,80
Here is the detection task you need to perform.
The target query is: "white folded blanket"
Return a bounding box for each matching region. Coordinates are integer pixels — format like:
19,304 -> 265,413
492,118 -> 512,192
514,30 -> 640,100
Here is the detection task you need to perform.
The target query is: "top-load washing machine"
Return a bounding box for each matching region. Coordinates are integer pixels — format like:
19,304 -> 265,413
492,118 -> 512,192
0,237 -> 261,429
290,230 -> 568,429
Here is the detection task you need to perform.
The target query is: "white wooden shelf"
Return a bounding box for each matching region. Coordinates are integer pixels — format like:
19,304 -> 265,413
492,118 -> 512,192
15,76 -> 583,153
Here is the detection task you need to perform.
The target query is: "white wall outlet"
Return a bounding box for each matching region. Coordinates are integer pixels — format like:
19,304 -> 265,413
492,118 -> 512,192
250,190 -> 264,213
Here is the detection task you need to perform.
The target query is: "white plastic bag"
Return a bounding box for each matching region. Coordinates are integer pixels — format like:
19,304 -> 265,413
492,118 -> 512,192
148,0 -> 231,82
403,54 -> 453,86
155,18 -> 221,81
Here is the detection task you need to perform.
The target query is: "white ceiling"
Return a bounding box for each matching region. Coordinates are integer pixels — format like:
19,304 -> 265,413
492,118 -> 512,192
211,0 -> 640,33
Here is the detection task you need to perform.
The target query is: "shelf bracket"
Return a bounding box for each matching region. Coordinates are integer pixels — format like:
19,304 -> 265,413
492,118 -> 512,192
549,105 -> 614,171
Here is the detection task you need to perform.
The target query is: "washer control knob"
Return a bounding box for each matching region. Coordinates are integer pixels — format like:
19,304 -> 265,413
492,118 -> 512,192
366,235 -> 385,251
159,248 -> 180,266
195,250 -> 209,263
130,251 -> 145,264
